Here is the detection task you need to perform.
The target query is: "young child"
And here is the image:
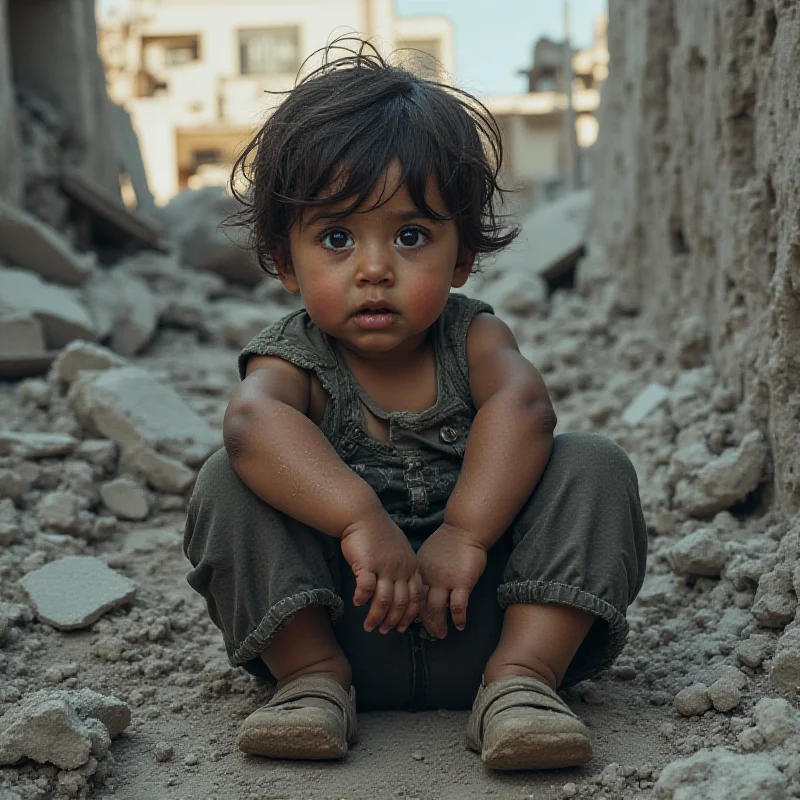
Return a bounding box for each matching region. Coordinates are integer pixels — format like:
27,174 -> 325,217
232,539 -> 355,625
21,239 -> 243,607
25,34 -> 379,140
184,39 -> 647,771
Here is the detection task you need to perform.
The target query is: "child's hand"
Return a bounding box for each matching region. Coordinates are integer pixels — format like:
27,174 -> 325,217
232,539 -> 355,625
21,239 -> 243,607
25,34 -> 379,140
417,523 -> 487,639
340,510 -> 423,635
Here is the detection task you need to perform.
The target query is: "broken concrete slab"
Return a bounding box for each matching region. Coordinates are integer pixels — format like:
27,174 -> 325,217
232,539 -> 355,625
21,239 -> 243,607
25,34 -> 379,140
51,340 -> 129,386
621,383 -> 670,425
161,187 -> 263,286
120,445 -> 196,494
61,687 -> 131,739
492,189 -> 592,282
0,313 -> 45,356
99,477 -> 149,521
67,366 -> 221,466
477,270 -> 548,317
0,266 -> 96,348
0,430 -> 77,459
83,271 -> 158,355
673,431 -> 769,517
215,300 -> 286,349
20,555 -> 137,630
0,198 -> 95,286
0,692 -> 92,769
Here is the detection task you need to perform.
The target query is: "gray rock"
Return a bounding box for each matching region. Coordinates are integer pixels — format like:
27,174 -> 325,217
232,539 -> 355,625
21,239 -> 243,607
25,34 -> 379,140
771,625 -> 800,697
67,366 -> 221,466
621,383 -> 670,425
673,432 -> 768,518
0,497 -> 18,546
0,692 -> 92,769
753,567 -> 798,628
0,431 -> 77,459
61,688 -> 131,739
0,313 -> 45,356
666,528 -> 728,577
0,266 -> 96,348
674,683 -> 712,717
51,340 -> 128,386
654,747 -> 788,799
20,556 -> 136,630
215,300 -> 285,350
707,679 -> 742,713
35,490 -> 83,535
753,698 -> 800,749
99,477 -> 149,521
120,445 -> 195,494
736,635 -> 771,669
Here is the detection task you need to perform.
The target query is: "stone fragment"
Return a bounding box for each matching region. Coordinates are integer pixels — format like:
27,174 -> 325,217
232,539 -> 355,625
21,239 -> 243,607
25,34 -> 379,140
0,497 -> 19,546
0,469 -> 23,505
736,635 -> 770,669
673,431 -> 768,517
120,445 -> 196,494
67,366 -> 221,466
84,271 -> 158,355
160,288 -> 211,332
636,573 -> 681,606
0,692 -> 92,769
216,300 -> 285,349
51,340 -> 128,386
0,266 -> 96,348
753,697 -> 800,748
707,679 -> 742,713
0,431 -> 77,459
161,186 -> 263,285
674,683 -> 712,716
666,528 -> 728,577
100,477 -> 149,521
653,747 -> 788,799
63,688 -> 131,739
752,567 -> 798,628
621,383 -> 669,425
20,556 -> 136,630
35,490 -> 83,535
155,742 -> 174,762
479,269 -> 549,317
771,625 -> 800,697
675,315 -> 709,368
0,200 -> 95,286
0,313 -> 45,356
76,439 -> 119,471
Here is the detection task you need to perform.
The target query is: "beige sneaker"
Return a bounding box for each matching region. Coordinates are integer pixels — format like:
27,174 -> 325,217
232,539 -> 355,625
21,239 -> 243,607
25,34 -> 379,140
466,676 -> 592,770
237,675 -> 358,760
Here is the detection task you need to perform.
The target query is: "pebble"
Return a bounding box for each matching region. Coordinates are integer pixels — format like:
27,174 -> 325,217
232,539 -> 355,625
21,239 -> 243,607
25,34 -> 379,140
674,684 -> 712,717
155,743 -> 174,762
183,753 -> 199,766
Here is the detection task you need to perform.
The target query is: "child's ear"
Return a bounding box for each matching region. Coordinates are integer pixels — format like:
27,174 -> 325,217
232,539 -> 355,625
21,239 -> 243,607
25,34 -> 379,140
451,249 -> 476,288
272,249 -> 300,294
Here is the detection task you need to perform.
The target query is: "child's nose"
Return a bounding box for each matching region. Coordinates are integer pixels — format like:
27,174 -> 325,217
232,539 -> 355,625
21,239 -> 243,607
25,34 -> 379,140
356,247 -> 394,284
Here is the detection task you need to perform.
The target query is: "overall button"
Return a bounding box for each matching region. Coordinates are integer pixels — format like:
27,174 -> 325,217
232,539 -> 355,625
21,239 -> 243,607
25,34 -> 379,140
439,425 -> 459,444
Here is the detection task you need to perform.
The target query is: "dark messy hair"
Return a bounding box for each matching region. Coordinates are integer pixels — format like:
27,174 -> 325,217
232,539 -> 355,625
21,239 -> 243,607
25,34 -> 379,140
229,36 -> 519,278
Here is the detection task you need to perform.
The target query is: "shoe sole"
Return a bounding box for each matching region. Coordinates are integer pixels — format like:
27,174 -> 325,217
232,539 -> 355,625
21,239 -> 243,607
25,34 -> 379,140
481,732 -> 592,770
237,726 -> 349,760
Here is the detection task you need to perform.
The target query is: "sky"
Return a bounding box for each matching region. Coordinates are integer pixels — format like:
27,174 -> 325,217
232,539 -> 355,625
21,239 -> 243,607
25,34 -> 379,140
98,0 -> 607,96
396,0 -> 607,94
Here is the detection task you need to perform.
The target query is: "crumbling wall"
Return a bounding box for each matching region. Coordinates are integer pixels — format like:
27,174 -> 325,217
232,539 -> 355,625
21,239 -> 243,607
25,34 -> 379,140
590,0 -> 800,516
0,0 -> 22,204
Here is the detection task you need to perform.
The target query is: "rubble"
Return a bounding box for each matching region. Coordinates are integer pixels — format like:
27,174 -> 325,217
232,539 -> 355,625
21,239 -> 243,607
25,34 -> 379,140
19,556 -> 137,630
99,477 -> 149,521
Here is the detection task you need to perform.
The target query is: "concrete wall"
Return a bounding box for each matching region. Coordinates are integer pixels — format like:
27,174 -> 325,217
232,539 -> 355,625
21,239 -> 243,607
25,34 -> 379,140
8,0 -> 120,198
0,0 -> 22,204
590,0 -> 800,514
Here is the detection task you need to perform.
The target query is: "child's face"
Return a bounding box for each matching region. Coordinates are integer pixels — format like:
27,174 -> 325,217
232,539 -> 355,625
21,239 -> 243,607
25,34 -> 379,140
274,162 -> 474,359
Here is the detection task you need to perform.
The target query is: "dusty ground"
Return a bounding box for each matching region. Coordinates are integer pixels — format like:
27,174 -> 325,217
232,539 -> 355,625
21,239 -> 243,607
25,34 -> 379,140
1,271 -> 798,800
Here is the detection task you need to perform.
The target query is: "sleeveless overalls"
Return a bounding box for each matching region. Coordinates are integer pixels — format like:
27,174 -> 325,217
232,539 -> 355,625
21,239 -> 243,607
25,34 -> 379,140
184,294 -> 648,710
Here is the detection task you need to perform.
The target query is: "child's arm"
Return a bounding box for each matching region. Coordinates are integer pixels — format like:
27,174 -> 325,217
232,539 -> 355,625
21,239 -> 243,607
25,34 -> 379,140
224,355 -> 422,634
444,313 -> 556,545
418,314 -> 555,637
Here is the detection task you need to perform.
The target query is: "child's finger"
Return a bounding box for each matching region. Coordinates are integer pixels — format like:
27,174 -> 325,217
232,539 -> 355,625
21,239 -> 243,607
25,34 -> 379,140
364,577 -> 394,632
448,587 -> 470,632
422,585 -> 450,639
397,573 -> 423,632
379,581 -> 409,633
352,569 -> 377,607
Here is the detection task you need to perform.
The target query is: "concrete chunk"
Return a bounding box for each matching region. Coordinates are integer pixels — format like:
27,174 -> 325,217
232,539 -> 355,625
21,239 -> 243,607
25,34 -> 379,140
0,266 -> 96,348
100,477 -> 149,520
0,313 -> 45,356
20,556 -> 137,630
621,383 -> 670,425
0,431 -> 77,459
0,199 -> 95,286
51,340 -> 129,386
67,366 -> 221,466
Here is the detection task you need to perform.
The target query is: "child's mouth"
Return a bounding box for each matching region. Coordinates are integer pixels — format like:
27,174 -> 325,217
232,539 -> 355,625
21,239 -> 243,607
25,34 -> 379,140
352,309 -> 398,329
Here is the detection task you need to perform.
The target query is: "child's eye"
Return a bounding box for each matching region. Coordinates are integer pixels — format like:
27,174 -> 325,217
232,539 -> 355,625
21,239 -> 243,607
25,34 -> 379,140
395,227 -> 428,248
320,229 -> 354,250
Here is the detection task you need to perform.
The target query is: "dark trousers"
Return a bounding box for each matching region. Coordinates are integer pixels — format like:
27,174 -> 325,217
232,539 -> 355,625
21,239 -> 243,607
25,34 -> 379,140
184,433 -> 648,711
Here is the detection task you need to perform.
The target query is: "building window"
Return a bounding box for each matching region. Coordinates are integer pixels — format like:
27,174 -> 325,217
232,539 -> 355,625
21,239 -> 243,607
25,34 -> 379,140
239,27 -> 300,76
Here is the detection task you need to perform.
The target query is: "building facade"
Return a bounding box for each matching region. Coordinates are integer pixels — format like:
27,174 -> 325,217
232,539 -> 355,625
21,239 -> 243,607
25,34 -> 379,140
99,0 -> 454,204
